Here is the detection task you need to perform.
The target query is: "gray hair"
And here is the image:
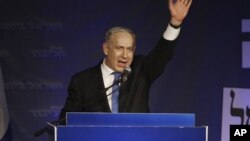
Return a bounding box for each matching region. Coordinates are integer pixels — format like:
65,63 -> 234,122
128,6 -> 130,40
105,26 -> 136,45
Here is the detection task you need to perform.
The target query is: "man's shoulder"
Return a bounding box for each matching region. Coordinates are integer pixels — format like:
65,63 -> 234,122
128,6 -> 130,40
132,55 -> 145,64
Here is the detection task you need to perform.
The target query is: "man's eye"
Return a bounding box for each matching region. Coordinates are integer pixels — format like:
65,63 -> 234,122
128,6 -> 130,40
115,47 -> 123,50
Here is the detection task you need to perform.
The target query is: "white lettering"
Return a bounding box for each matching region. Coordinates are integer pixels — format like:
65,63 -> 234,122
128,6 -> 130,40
234,129 -> 248,136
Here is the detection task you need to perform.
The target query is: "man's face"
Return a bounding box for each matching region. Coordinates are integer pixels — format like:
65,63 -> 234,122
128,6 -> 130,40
103,31 -> 135,72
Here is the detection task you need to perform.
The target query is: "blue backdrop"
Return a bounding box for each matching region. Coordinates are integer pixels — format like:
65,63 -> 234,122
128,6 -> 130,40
0,0 -> 250,141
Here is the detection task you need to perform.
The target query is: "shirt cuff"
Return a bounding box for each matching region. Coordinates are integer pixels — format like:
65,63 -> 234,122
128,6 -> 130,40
163,24 -> 180,41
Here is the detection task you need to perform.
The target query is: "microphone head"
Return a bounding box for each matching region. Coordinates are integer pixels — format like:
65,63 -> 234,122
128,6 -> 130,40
124,66 -> 131,74
122,66 -> 131,82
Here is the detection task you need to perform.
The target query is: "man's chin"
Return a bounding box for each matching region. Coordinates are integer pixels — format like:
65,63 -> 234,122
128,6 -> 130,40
115,67 -> 125,72
116,69 -> 124,73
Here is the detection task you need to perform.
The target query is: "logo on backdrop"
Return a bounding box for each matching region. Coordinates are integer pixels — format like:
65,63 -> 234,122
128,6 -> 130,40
4,80 -> 63,90
30,106 -> 62,118
0,17 -> 63,31
30,46 -> 66,59
221,88 -> 250,141
221,18 -> 250,141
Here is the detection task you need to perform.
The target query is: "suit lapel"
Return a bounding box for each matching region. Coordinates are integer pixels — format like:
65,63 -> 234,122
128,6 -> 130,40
95,64 -> 111,112
119,69 -> 132,112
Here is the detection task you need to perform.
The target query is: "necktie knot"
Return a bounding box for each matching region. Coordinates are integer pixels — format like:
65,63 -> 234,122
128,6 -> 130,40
112,72 -> 122,82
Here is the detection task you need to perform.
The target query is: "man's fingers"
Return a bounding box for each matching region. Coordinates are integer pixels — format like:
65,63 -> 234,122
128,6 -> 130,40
181,0 -> 192,7
187,0 -> 192,8
183,0 -> 188,5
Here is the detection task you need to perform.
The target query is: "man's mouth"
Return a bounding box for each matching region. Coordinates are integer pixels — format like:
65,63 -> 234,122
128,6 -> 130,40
118,61 -> 127,67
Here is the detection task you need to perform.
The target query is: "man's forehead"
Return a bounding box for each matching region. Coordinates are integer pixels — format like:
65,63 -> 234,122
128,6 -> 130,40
111,31 -> 134,39
108,32 -> 131,42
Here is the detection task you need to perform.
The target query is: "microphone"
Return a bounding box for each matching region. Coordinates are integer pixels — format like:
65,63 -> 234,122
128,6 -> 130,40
103,67 -> 131,93
121,66 -> 131,82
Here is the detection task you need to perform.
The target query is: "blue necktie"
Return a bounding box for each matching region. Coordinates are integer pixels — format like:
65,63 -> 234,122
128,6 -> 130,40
112,72 -> 121,113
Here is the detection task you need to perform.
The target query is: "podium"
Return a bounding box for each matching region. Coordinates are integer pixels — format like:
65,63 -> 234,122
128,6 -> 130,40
48,113 -> 208,141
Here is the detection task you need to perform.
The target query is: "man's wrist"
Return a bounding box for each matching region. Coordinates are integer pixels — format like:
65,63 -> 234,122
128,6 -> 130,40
169,22 -> 181,29
163,24 -> 180,41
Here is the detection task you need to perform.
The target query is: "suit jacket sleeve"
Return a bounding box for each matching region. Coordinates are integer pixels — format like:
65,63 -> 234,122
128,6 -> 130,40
58,74 -> 84,123
141,36 -> 177,83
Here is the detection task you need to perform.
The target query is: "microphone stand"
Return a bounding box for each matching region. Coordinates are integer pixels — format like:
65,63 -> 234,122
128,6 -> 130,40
103,78 -> 122,95
33,117 -> 66,137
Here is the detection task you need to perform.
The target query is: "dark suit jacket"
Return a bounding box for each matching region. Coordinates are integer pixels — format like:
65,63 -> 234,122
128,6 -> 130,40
59,37 -> 177,120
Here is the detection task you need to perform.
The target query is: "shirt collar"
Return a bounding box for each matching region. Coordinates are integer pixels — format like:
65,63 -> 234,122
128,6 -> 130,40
101,59 -> 114,79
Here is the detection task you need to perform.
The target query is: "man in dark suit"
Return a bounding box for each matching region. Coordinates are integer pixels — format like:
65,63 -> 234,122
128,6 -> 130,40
59,0 -> 192,121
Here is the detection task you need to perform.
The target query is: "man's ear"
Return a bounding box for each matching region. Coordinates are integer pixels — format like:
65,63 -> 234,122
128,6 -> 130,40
103,43 -> 108,55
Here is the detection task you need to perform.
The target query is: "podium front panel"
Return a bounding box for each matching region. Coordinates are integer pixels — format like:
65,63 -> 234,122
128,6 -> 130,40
56,126 -> 207,141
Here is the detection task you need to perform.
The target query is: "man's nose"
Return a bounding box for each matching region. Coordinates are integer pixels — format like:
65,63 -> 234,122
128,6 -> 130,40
122,49 -> 128,58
